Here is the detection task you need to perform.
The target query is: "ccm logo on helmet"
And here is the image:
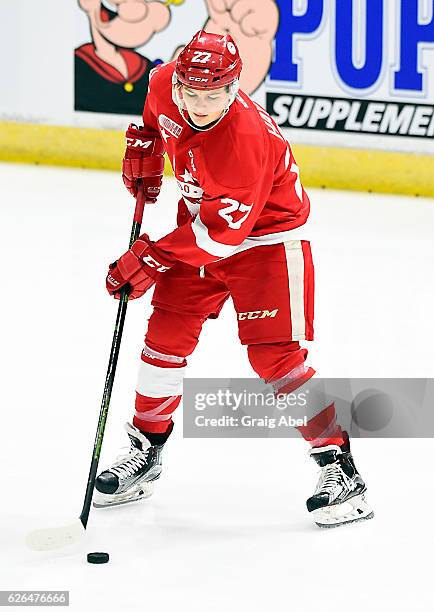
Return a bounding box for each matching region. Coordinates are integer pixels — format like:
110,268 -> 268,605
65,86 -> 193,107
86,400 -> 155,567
238,309 -> 279,321
188,76 -> 209,83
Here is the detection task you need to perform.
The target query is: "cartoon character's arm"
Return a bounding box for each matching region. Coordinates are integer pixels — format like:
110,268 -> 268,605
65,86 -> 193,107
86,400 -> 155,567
203,0 -> 279,94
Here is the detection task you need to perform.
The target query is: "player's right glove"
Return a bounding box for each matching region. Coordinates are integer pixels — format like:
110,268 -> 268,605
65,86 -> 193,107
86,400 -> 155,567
122,124 -> 165,202
106,233 -> 174,300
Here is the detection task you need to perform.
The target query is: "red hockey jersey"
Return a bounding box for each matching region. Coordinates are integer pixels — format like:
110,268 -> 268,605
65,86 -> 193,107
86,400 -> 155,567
142,61 -> 310,268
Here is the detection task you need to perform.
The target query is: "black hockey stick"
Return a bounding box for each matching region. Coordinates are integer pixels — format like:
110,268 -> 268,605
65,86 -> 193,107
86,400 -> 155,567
26,182 -> 147,551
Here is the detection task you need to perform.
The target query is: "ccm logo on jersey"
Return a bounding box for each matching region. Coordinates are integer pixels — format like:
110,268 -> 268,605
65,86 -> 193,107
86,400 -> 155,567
142,254 -> 170,273
126,138 -> 153,149
238,309 -> 279,321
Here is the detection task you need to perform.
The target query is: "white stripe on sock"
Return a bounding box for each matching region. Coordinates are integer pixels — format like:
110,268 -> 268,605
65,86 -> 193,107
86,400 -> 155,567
137,361 -> 186,398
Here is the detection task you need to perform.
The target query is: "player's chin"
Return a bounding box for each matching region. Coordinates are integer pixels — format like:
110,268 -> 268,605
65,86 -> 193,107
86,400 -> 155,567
191,112 -> 211,125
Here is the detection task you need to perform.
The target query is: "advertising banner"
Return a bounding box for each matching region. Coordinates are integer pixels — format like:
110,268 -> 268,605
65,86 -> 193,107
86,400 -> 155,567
74,0 -> 434,153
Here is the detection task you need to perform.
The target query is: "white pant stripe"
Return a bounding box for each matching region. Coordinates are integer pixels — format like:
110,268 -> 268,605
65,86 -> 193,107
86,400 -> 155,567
284,240 -> 306,340
136,361 -> 186,398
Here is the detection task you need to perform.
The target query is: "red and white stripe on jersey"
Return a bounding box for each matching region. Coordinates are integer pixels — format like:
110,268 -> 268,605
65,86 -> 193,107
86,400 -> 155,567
191,213 -> 237,258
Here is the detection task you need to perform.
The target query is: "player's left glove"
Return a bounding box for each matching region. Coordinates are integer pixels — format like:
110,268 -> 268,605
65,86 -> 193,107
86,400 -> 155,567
106,234 -> 174,300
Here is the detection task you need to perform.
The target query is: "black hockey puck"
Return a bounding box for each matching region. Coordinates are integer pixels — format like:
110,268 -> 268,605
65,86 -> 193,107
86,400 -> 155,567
87,552 -> 109,564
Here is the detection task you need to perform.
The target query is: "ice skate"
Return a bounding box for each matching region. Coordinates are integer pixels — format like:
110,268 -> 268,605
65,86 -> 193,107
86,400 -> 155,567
93,422 -> 171,508
307,433 -> 374,528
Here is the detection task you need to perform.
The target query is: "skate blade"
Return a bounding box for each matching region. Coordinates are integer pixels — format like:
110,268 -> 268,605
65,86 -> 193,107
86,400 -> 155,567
93,482 -> 154,508
312,494 -> 374,528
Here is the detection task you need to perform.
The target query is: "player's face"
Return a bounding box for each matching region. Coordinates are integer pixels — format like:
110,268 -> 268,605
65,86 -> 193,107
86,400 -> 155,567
180,85 -> 230,126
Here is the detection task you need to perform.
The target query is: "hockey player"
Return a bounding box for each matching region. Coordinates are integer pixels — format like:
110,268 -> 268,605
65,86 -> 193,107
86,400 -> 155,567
94,31 -> 374,528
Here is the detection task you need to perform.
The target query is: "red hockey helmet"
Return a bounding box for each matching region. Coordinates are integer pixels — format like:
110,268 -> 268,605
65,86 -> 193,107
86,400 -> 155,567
175,30 -> 243,90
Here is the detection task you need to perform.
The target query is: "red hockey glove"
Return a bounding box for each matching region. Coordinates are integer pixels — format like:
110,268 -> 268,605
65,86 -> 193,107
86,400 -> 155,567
106,234 -> 174,300
122,124 -> 165,202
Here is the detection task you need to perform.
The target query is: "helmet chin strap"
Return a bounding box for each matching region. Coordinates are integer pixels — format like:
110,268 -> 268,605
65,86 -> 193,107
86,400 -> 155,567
172,74 -> 239,132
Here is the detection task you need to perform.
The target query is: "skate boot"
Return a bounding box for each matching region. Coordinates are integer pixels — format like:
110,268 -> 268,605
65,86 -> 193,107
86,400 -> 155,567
306,433 -> 374,528
93,421 -> 173,508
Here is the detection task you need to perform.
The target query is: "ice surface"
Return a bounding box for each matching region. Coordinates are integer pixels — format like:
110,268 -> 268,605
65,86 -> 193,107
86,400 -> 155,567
1,163 -> 433,611
26,519 -> 86,551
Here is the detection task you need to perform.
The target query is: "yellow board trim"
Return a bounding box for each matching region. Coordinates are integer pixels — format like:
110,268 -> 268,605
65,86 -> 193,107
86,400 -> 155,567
1,121 -> 433,197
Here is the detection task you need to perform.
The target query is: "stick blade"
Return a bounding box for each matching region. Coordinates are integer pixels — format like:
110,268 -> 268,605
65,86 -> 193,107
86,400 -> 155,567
26,519 -> 86,551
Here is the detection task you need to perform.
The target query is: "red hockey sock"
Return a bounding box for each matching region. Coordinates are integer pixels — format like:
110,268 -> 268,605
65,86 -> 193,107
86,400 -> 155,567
133,393 -> 181,434
296,402 -> 345,448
